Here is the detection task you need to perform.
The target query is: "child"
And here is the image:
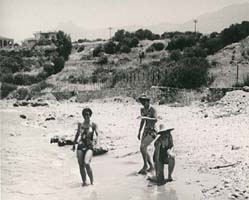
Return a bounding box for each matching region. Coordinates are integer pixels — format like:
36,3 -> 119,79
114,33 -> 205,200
153,124 -> 175,186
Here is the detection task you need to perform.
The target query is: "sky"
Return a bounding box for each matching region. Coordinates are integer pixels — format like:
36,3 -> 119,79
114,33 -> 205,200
1,0 -> 249,42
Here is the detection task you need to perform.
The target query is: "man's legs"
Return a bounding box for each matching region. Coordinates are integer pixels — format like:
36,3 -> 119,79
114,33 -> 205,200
167,157 -> 175,181
156,161 -> 165,185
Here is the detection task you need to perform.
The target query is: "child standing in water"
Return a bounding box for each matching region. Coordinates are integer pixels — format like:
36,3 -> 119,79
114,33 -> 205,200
72,108 -> 99,186
153,124 -> 175,186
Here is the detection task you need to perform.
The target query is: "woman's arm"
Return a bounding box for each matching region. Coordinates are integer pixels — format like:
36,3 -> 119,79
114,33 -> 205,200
72,123 -> 80,151
140,116 -> 157,121
138,119 -> 145,140
93,122 -> 100,146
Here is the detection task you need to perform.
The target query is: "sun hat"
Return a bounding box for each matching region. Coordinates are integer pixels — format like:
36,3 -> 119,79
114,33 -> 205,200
138,94 -> 150,102
82,107 -> 93,116
157,124 -> 174,135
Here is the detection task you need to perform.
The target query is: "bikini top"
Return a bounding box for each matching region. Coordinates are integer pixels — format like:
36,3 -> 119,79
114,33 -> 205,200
141,106 -> 157,129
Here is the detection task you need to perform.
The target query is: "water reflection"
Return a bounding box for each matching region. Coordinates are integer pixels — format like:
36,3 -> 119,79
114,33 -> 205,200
156,186 -> 178,200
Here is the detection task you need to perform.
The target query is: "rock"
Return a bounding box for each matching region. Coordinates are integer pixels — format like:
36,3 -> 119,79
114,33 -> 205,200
243,86 -> 249,92
45,117 -> 55,121
50,136 -> 59,143
31,102 -> 48,107
232,145 -> 240,150
20,114 -> 27,119
93,147 -> 108,156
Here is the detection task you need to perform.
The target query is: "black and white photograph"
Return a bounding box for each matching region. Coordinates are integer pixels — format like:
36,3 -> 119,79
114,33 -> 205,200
1,0 -> 249,199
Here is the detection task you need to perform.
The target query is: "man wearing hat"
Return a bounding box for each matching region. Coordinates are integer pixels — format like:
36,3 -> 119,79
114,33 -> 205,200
137,94 -> 157,174
153,124 -> 175,186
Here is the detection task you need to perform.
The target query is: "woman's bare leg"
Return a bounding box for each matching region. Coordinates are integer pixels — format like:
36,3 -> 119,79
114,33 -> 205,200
77,150 -> 87,185
84,149 -> 94,184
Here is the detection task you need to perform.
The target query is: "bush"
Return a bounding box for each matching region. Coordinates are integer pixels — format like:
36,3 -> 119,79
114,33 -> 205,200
166,35 -> 196,51
96,56 -> 108,65
119,45 -> 131,53
0,55 -> 24,74
36,71 -> 49,81
1,83 -> 17,98
183,46 -> 207,58
53,56 -> 65,73
43,63 -> 55,75
77,45 -> 85,52
15,87 -> 30,100
169,50 -> 182,62
103,41 -> 117,54
135,29 -> 155,40
13,74 -> 39,85
1,73 -> 14,83
161,57 -> 211,88
151,42 -> 165,51
93,45 -> 103,57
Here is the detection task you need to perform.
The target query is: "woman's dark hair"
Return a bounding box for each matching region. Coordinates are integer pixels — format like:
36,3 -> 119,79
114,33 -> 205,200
82,107 -> 93,116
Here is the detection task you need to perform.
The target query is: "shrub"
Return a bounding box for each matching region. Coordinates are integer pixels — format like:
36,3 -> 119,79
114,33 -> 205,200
113,29 -> 126,42
166,35 -> 196,51
96,56 -> 108,65
161,57 -> 211,88
0,55 -> 24,74
103,41 -> 117,54
36,71 -> 49,81
169,50 -> 182,62
15,87 -> 30,100
1,83 -> 17,98
151,42 -> 165,51
77,45 -> 85,52
43,63 -> 55,75
1,73 -> 14,83
93,45 -> 103,57
183,46 -> 207,58
119,45 -> 131,53
53,56 -> 65,73
13,74 -> 39,85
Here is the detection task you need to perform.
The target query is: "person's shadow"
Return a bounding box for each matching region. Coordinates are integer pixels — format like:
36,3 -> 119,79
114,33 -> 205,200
156,186 -> 178,200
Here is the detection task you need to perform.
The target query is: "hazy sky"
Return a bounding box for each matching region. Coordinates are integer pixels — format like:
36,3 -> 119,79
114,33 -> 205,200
1,0 -> 249,41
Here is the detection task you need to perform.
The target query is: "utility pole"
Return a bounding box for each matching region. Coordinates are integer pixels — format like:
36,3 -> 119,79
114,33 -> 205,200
108,27 -> 113,40
236,64 -> 239,85
193,19 -> 198,34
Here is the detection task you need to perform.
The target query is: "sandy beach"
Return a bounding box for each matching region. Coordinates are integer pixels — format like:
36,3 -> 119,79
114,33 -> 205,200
1,92 -> 249,200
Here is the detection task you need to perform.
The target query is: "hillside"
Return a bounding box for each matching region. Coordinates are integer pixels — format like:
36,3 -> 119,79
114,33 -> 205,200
208,36 -> 249,88
45,36 -> 249,94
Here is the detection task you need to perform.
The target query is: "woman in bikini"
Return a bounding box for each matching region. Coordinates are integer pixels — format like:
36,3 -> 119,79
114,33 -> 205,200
72,107 -> 99,186
137,94 -> 157,174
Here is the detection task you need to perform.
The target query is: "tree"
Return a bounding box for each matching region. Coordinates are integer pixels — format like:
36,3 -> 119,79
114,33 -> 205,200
54,30 -> 72,60
103,41 -> 117,54
161,57 -> 211,88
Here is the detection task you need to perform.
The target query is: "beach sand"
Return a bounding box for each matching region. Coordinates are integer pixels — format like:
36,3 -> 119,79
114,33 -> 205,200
1,96 -> 249,200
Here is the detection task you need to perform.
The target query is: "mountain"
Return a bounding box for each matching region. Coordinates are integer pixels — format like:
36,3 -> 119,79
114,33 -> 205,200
179,3 -> 249,33
57,3 -> 249,40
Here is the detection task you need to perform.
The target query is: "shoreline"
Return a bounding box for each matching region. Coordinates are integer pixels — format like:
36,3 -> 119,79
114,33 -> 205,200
1,98 -> 249,200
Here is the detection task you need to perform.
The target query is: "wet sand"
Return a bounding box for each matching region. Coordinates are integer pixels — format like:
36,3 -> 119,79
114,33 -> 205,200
1,96 -> 249,200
